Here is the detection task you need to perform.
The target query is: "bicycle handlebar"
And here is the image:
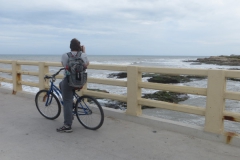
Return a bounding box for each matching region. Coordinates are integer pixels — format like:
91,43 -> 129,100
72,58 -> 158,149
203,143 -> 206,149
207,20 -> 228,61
44,68 -> 65,81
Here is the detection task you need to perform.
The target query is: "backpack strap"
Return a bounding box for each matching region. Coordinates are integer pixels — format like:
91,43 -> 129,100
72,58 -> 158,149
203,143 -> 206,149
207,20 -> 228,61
76,51 -> 82,58
66,52 -> 72,58
67,52 -> 82,58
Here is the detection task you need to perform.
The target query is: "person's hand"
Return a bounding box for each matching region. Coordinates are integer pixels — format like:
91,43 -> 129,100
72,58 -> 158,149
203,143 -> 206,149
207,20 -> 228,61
81,45 -> 86,53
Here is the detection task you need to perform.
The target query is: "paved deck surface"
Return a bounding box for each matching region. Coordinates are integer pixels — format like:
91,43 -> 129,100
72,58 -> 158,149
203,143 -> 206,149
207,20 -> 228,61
0,91 -> 240,160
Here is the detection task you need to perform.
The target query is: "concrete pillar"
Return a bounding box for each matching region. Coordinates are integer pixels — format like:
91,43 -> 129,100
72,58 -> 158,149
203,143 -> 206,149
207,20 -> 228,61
12,61 -> 22,94
126,66 -> 142,116
204,69 -> 226,134
38,62 -> 49,90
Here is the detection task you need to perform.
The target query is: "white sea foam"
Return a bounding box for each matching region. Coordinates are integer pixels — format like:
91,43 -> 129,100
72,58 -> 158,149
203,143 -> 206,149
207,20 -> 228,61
91,61 -> 132,65
1,82 -> 13,88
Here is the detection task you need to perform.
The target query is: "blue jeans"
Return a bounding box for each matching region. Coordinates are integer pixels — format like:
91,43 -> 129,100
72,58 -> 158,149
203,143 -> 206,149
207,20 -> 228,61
59,77 -> 74,127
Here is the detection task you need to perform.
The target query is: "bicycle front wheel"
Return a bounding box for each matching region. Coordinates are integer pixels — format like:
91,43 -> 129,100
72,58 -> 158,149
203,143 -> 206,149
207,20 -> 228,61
35,90 -> 61,120
75,95 -> 104,130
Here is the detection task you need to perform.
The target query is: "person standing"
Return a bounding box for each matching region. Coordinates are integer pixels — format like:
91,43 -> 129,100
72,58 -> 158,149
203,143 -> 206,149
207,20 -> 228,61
57,38 -> 89,133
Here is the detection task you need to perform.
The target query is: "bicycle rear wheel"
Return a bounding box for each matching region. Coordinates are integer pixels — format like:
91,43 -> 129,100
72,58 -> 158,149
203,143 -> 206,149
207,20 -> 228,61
35,90 -> 61,120
75,95 -> 104,130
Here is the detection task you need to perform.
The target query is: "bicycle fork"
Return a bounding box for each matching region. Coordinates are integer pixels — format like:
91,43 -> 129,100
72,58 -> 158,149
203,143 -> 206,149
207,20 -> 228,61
44,92 -> 53,106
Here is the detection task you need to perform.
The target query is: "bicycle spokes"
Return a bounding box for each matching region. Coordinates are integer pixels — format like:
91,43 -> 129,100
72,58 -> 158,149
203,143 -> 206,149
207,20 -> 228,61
75,95 -> 104,130
77,101 -> 92,115
42,93 -> 53,106
35,90 -> 61,120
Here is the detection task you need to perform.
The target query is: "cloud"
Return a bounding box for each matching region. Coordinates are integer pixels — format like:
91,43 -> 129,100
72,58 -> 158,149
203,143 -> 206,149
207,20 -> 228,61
0,0 -> 240,55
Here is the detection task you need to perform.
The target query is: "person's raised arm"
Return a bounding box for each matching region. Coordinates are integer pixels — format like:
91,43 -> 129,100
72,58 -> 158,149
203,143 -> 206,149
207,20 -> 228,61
81,45 -> 89,67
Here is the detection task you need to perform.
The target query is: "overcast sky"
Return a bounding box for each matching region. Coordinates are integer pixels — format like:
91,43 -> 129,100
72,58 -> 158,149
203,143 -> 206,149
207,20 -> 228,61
0,0 -> 240,56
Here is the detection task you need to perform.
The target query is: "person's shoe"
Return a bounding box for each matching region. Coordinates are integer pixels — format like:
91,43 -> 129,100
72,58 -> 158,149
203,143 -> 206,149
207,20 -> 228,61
56,125 -> 73,133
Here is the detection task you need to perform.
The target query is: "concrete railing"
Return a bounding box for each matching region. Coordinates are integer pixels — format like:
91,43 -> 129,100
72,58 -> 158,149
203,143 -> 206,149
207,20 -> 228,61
1,59 -> 240,139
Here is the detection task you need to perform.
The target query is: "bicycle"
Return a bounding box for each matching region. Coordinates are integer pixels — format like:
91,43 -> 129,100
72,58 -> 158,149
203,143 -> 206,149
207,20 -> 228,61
34,68 -> 104,130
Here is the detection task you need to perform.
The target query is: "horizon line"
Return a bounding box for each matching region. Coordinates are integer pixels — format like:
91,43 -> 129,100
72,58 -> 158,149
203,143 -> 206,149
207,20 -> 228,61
0,54 -> 227,57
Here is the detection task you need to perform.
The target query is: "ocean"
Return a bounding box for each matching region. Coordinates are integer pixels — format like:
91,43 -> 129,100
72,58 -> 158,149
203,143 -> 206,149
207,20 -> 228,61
1,54 -> 240,133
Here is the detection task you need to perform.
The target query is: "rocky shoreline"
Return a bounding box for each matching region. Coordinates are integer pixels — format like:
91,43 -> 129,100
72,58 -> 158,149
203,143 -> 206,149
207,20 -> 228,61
108,72 -> 206,83
96,55 -> 240,110
184,54 -> 240,66
101,72 -> 204,110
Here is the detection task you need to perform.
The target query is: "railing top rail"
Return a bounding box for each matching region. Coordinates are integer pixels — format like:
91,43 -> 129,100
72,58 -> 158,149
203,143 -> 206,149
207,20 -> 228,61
44,62 -> 62,67
16,61 -> 39,66
225,70 -> 240,78
0,60 -> 12,64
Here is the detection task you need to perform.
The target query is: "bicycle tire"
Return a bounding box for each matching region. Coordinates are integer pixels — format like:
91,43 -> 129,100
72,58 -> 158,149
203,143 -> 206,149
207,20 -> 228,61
75,95 -> 104,130
35,90 -> 61,120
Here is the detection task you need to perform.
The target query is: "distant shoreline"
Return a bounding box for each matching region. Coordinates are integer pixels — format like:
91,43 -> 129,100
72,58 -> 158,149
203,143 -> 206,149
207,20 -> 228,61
184,55 -> 240,66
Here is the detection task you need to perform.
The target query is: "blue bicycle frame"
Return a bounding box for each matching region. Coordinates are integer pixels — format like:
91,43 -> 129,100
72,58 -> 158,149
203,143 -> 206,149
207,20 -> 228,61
43,68 -> 91,116
46,81 -> 63,105
45,78 -> 89,116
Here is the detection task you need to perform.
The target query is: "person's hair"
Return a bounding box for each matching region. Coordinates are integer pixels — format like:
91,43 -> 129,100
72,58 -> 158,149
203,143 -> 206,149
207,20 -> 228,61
70,38 -> 81,51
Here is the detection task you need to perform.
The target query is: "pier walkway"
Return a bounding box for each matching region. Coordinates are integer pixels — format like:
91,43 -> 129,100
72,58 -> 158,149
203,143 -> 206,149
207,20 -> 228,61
0,89 -> 240,160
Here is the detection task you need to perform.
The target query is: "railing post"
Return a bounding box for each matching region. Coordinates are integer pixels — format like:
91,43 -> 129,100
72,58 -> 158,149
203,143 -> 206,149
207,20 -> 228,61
12,61 -> 22,94
126,66 -> 142,116
39,62 -> 49,90
204,69 -> 226,134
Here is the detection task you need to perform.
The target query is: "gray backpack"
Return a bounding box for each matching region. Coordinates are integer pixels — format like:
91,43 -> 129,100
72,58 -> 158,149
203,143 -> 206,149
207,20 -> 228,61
66,52 -> 87,89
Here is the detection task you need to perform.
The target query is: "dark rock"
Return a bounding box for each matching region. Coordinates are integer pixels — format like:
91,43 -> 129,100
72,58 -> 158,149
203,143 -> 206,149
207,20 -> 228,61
101,90 -> 190,110
185,75 -> 206,80
190,62 -> 202,65
227,78 -> 240,81
107,72 -> 127,78
108,72 -> 206,84
147,75 -> 191,83
104,100 -> 126,110
142,73 -> 156,77
143,91 -> 189,104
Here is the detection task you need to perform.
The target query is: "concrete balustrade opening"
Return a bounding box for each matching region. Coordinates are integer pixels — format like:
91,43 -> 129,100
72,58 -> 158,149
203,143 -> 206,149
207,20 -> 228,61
1,59 -> 240,147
